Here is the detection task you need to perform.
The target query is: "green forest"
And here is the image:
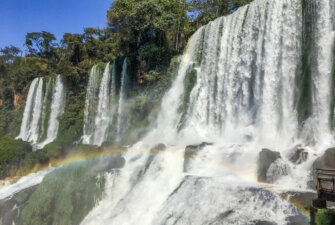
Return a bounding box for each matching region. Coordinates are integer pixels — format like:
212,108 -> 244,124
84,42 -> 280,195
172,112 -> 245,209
0,0 -> 252,179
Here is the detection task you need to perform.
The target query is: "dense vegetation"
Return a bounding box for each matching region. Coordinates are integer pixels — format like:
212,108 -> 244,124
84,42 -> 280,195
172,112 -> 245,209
0,0 -> 252,179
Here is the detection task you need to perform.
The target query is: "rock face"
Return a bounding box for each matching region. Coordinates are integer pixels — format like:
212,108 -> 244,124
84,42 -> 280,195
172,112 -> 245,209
251,221 -> 277,225
289,148 -> 308,164
184,142 -> 212,172
13,93 -> 21,108
0,185 -> 37,225
257,149 -> 281,183
313,148 -> 335,169
185,142 -> 212,158
265,159 -> 290,183
150,143 -> 166,153
309,148 -> 335,188
0,156 -> 125,225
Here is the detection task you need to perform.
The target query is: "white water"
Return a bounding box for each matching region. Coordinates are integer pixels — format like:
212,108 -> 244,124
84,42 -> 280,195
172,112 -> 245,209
301,0 -> 335,145
37,75 -> 66,148
116,58 -> 128,142
82,0 -> 334,224
27,78 -> 44,144
82,62 -> 119,146
93,63 -> 112,145
17,78 -> 40,141
83,65 -> 101,144
0,169 -> 53,200
17,76 -> 66,149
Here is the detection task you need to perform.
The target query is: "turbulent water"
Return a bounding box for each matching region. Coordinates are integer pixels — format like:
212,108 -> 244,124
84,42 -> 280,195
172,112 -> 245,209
116,58 -> 129,142
17,75 -> 66,149
83,59 -> 129,146
81,0 -> 335,224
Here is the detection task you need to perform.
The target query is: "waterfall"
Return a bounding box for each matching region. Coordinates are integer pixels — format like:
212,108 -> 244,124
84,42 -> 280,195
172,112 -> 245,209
17,78 -> 40,141
83,65 -> 101,144
116,58 -> 128,142
17,76 -> 66,149
93,62 -> 112,145
82,62 -> 117,146
300,0 -> 335,145
28,78 -> 44,144
82,0 -> 335,224
37,75 -> 66,148
145,0 -> 303,149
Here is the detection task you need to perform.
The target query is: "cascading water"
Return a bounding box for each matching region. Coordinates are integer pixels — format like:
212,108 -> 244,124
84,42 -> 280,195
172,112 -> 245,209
82,0 -> 335,224
27,78 -> 44,144
83,65 -> 101,145
94,62 -> 112,145
17,75 -> 66,149
300,0 -> 335,145
37,75 -> 66,149
82,62 -> 119,146
17,78 -> 40,142
116,58 -> 128,142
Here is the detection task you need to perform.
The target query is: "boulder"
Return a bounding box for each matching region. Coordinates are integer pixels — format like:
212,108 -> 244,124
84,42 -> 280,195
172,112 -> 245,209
265,158 -> 290,183
289,148 -> 308,164
185,142 -> 212,158
313,148 -> 335,169
251,220 -> 276,225
94,156 -> 125,173
151,143 -> 166,153
257,149 -> 281,183
309,147 -> 335,188
286,215 -> 309,225
184,142 -> 212,172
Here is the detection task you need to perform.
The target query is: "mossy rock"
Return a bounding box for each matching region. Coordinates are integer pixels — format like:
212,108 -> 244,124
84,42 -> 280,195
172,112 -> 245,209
43,141 -> 64,159
20,156 -> 124,225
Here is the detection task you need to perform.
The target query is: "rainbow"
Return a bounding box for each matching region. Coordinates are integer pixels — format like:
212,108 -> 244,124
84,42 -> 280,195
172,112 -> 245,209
4,146 -> 311,222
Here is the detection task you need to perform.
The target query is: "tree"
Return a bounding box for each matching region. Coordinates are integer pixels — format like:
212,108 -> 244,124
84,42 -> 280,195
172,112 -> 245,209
0,45 -> 22,63
25,31 -> 58,60
189,0 -> 253,24
106,0 -> 189,79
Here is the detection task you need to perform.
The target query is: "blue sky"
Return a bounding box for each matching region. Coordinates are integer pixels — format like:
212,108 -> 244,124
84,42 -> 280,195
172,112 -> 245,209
0,0 -> 112,49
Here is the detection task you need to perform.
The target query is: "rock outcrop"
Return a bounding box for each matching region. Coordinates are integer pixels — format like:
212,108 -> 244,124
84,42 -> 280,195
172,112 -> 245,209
184,142 -> 212,172
151,143 -> 166,153
309,148 -> 335,188
289,148 -> 308,164
313,148 -> 335,169
257,148 -> 282,183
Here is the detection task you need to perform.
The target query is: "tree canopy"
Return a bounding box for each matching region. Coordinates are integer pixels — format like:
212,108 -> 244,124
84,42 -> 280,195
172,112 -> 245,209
0,0 -> 253,103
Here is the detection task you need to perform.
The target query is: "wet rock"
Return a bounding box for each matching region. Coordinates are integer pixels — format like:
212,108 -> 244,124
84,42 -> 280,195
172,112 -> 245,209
184,142 -> 212,172
313,147 -> 335,169
0,185 -> 37,225
106,156 -> 126,171
309,147 -> 335,188
286,215 -> 309,225
257,149 -> 281,182
185,142 -> 212,158
151,143 -> 166,153
251,220 -> 277,225
265,158 -> 290,183
93,156 -> 125,173
280,191 -> 317,209
20,159 -> 108,225
289,148 -> 308,164
208,210 -> 234,224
